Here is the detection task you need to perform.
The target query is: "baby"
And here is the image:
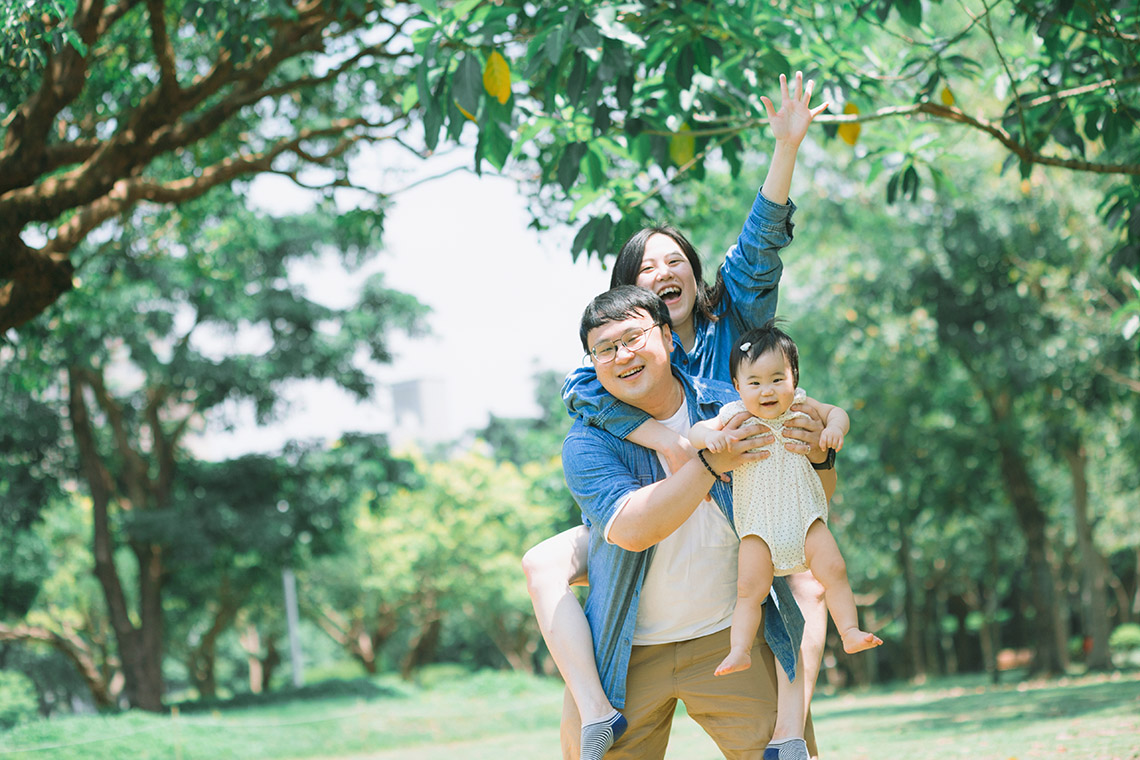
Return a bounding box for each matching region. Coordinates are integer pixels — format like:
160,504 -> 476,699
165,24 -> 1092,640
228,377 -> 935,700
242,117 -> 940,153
689,320 -> 882,676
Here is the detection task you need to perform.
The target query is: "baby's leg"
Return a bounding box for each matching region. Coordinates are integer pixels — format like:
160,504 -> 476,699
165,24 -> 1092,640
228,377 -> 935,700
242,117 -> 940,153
803,520 -> 882,654
522,526 -> 626,760
785,570 -> 826,714
715,535 -> 774,676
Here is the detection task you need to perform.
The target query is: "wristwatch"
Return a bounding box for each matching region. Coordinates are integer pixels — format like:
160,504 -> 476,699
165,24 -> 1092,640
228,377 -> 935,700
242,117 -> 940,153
811,447 -> 836,470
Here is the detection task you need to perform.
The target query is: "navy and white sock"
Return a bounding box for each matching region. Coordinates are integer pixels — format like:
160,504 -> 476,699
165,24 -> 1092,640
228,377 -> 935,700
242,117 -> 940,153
763,737 -> 810,760
580,710 -> 627,760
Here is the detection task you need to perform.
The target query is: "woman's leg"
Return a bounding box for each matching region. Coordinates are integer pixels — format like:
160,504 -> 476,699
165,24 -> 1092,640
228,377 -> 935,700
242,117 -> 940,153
716,535 -> 774,676
784,569 -> 826,714
522,525 -> 625,760
803,520 -> 882,654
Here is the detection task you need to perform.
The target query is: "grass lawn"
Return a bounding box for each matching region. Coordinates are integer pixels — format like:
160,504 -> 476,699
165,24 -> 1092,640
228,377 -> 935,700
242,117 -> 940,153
1,669 -> 1137,759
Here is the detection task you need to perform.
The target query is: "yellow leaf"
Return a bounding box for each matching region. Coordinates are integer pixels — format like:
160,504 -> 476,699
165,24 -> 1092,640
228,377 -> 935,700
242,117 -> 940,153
838,102 -> 860,146
456,102 -> 476,122
483,50 -> 511,105
940,86 -> 955,106
669,123 -> 695,166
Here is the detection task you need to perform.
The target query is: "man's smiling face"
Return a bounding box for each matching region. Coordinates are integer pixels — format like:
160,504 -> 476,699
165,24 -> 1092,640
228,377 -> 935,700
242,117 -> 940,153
586,308 -> 674,413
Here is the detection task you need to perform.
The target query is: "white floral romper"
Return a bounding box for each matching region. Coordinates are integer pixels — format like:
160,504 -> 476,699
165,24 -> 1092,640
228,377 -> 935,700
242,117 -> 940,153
718,387 -> 827,576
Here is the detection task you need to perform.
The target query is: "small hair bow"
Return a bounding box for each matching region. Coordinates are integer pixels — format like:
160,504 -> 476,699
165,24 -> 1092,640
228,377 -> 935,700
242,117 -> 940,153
738,342 -> 752,352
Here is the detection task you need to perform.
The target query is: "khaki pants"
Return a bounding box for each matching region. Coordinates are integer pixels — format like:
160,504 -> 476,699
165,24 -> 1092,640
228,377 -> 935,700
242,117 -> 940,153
561,627 -> 816,760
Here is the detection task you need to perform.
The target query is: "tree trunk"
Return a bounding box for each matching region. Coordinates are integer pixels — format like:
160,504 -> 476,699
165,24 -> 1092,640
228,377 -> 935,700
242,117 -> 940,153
483,610 -> 539,674
400,616 -> 442,680
261,637 -> 282,691
898,527 -> 926,682
983,532 -> 1002,682
1063,440 -> 1112,669
995,436 -> 1069,675
935,586 -> 958,674
309,602 -> 398,675
188,585 -> 244,698
68,368 -> 167,711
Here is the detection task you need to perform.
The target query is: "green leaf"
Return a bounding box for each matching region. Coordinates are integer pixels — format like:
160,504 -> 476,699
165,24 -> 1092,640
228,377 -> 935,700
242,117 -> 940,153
902,165 -> 919,200
571,217 -> 597,258
423,77 -> 446,152
593,214 -> 613,255
584,147 -> 605,189
476,121 -> 513,172
62,29 -> 87,56
887,170 -> 900,204
557,142 -> 587,190
896,0 -> 922,27
692,37 -> 711,75
445,0 -> 481,22
675,45 -> 694,90
616,74 -> 634,111
571,23 -> 602,50
453,53 -> 482,117
545,19 -> 572,64
567,54 -> 587,106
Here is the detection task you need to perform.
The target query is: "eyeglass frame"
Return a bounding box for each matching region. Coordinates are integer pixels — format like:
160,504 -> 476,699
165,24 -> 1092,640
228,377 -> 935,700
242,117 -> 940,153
585,322 -> 664,364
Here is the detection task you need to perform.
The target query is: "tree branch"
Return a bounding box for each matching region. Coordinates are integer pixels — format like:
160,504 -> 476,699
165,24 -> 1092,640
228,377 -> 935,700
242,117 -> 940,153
1096,362 -> 1140,393
78,367 -> 150,511
144,0 -> 180,97
41,120 -> 379,257
0,0 -> 111,192
0,622 -> 118,708
647,97 -> 1140,176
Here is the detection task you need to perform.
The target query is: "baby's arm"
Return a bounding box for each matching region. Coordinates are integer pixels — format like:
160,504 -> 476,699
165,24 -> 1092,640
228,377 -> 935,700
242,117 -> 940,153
627,418 -> 697,473
801,397 -> 849,451
688,417 -> 731,453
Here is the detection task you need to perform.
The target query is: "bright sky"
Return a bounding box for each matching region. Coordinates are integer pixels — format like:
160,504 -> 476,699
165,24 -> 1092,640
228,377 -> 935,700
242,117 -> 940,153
192,145 -> 611,458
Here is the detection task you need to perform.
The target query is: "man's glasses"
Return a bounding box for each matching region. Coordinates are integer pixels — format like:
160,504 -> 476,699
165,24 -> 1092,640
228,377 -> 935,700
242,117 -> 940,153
587,323 -> 662,363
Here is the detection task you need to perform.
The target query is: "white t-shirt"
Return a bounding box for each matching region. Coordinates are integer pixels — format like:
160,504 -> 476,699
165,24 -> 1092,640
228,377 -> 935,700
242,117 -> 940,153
605,400 -> 739,645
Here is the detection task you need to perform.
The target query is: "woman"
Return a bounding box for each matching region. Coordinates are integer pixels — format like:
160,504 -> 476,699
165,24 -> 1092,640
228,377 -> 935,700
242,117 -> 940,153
524,73 -> 834,760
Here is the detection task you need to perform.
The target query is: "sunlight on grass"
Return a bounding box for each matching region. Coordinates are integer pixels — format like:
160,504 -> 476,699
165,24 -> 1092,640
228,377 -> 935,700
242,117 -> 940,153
0,670 -> 1136,760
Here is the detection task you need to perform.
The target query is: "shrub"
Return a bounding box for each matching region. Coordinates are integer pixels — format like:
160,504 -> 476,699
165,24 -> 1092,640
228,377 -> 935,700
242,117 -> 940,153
0,670 -> 39,728
1109,623 -> 1140,653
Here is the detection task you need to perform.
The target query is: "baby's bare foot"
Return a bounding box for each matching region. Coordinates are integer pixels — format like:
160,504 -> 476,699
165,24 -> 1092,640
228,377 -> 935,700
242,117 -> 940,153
841,628 -> 883,654
714,649 -> 752,676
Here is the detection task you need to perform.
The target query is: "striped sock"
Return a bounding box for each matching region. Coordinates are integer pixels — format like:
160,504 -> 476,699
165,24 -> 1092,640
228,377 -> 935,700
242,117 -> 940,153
763,738 -> 810,760
580,710 -> 627,760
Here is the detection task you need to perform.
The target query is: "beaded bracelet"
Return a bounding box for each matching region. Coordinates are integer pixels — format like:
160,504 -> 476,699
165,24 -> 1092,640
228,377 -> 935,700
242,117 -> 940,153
696,449 -> 720,478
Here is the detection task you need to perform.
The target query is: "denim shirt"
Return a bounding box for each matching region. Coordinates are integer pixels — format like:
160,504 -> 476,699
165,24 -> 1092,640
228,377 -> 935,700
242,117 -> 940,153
563,190 -> 796,437
562,370 -> 804,709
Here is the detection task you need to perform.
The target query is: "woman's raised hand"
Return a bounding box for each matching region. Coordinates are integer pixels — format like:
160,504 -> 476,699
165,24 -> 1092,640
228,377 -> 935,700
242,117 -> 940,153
760,71 -> 830,147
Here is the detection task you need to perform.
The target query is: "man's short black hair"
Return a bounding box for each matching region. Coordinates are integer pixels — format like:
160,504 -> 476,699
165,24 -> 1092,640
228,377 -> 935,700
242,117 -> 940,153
579,285 -> 673,353
730,319 -> 800,387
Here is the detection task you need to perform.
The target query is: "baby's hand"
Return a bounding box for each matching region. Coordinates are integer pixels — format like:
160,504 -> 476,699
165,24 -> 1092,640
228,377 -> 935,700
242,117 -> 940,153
705,431 -> 730,454
819,427 -> 845,451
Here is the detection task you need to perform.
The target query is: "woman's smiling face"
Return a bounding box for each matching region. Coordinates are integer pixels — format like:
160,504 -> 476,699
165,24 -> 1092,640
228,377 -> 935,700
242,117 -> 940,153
635,232 -> 698,333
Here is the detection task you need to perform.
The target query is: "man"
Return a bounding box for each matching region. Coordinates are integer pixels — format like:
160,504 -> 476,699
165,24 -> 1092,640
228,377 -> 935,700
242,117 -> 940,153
561,285 -> 835,759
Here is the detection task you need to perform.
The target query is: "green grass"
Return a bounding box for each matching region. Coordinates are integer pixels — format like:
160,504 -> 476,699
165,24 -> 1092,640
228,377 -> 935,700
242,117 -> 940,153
1,669 -> 1137,759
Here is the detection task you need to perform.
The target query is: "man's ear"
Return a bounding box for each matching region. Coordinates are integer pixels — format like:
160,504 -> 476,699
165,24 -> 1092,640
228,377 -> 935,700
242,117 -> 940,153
661,323 -> 673,353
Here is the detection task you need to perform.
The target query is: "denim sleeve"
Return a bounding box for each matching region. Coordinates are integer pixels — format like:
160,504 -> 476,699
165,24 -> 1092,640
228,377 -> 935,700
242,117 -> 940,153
720,189 -> 796,335
562,366 -> 652,440
562,430 -> 643,530
764,576 -> 804,682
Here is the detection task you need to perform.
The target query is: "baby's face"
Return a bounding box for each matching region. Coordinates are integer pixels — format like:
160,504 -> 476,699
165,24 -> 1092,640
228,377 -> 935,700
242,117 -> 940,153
733,349 -> 796,419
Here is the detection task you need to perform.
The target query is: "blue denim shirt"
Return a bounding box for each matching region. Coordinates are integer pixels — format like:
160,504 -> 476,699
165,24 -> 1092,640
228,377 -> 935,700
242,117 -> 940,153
563,189 -> 796,437
562,370 -> 804,709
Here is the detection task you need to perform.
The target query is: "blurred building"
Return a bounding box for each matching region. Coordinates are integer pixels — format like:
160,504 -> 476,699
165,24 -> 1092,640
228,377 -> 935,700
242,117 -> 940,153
388,377 -> 456,447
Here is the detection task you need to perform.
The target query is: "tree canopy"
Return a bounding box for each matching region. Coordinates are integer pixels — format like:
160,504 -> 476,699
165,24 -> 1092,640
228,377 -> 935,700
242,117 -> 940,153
2,0 -> 1138,334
